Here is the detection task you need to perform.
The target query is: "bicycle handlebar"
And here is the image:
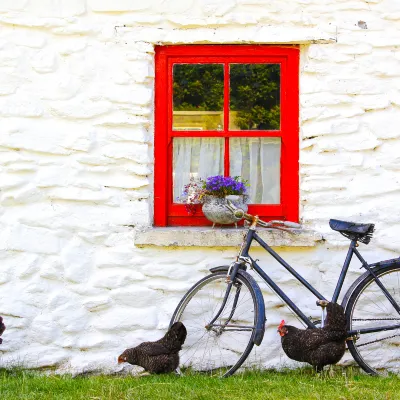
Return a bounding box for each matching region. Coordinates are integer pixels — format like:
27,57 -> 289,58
225,201 -> 302,231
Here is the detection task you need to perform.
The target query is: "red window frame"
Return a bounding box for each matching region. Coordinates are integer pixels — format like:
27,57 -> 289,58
154,45 -> 299,227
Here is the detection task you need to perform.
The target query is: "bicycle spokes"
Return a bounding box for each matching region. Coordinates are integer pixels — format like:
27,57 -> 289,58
347,266 -> 400,374
172,272 -> 258,376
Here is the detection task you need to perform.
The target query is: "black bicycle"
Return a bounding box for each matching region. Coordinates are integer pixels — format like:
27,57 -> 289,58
170,203 -> 400,377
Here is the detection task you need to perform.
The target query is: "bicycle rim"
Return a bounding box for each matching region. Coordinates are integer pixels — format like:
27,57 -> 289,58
346,266 -> 400,375
171,272 -> 257,377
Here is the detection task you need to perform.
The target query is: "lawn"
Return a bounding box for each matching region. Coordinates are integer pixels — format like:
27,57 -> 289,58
0,368 -> 399,400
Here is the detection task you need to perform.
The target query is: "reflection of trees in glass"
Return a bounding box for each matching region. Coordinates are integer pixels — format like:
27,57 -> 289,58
173,64 -> 224,111
173,63 -> 280,130
230,64 -> 280,130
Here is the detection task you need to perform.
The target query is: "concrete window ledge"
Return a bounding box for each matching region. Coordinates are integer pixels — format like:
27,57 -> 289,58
134,227 -> 324,248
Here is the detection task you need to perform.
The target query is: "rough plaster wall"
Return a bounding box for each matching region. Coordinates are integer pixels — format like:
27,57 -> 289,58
0,0 -> 399,373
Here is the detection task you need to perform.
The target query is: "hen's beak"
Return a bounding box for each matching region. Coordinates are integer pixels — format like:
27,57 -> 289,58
117,356 -> 124,364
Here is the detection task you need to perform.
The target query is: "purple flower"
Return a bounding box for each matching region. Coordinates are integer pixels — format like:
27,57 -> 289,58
204,175 -> 248,197
179,175 -> 249,215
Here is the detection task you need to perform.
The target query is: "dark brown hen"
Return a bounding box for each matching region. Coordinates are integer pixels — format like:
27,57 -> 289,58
278,302 -> 347,371
0,316 -> 5,344
118,322 -> 187,374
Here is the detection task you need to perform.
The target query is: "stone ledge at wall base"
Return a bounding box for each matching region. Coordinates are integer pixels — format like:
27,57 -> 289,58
134,227 -> 324,247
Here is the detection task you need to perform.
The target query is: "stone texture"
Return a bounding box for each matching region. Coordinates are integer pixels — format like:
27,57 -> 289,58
135,227 -> 323,247
30,314 -> 63,345
89,0 -> 155,12
82,296 -> 113,312
0,224 -> 61,254
0,120 -> 92,155
111,287 -> 163,308
0,96 -> 43,117
0,0 -> 27,11
91,307 -> 158,331
61,238 -> 94,284
31,48 -> 58,73
28,0 -> 86,18
50,98 -> 113,119
39,258 -> 64,281
92,270 -> 146,290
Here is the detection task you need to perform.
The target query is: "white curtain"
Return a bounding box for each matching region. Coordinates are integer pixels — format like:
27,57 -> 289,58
173,138 -> 224,202
230,138 -> 281,204
173,137 -> 280,204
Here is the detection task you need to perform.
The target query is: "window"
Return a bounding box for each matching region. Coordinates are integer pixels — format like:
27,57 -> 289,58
154,45 -> 299,226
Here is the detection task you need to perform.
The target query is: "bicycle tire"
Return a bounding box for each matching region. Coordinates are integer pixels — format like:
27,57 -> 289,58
170,271 -> 259,377
344,264 -> 400,375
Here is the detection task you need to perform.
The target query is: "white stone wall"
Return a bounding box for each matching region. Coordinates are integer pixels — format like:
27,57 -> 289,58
0,0 -> 400,373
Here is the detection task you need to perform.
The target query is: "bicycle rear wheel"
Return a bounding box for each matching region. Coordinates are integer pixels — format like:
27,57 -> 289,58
170,271 -> 259,377
345,265 -> 400,375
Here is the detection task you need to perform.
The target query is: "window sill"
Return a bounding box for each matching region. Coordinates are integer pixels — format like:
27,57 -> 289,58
134,227 -> 324,248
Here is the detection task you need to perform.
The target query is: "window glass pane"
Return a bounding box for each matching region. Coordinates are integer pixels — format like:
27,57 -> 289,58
230,138 -> 281,204
173,138 -> 224,202
173,64 -> 224,131
229,64 -> 280,131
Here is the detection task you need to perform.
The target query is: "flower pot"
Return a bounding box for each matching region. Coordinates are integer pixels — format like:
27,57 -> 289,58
202,195 -> 248,225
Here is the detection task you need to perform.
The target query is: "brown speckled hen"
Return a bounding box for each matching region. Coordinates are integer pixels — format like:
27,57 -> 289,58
118,322 -> 187,374
278,302 -> 347,372
0,316 -> 5,344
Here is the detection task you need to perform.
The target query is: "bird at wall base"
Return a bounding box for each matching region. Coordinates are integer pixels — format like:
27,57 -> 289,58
0,316 -> 6,344
277,302 -> 347,372
117,322 -> 187,374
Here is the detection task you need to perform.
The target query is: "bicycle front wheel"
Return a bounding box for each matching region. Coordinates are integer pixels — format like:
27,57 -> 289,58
170,271 -> 259,377
345,264 -> 400,375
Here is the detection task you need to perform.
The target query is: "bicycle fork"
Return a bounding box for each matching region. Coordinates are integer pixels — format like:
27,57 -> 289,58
205,262 -> 245,332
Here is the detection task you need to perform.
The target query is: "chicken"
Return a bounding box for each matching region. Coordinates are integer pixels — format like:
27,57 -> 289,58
277,302 -> 347,372
117,322 -> 187,374
0,316 -> 5,344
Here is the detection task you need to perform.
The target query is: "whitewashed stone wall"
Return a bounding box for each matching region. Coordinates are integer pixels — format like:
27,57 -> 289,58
0,0 -> 400,373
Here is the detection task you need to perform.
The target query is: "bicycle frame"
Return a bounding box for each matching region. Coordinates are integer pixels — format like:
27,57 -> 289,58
233,227 -> 400,337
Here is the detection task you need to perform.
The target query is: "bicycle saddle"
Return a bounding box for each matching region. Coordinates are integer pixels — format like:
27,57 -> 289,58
329,219 -> 375,244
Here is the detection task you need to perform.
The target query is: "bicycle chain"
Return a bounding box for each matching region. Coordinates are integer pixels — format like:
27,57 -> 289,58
349,318 -> 399,346
352,318 -> 400,321
355,333 -> 400,347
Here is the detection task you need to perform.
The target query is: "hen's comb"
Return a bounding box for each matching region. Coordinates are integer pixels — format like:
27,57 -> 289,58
278,320 -> 285,329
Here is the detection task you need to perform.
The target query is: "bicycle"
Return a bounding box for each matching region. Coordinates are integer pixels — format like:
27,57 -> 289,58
170,202 -> 400,377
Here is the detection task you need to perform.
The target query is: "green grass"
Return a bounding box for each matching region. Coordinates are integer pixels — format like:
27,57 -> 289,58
0,368 -> 399,400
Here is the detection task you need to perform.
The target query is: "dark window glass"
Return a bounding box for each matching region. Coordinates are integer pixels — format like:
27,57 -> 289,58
173,64 -> 224,131
229,64 -> 280,131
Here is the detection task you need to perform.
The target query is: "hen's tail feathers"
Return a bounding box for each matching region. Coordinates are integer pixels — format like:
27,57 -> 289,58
158,322 -> 188,352
0,316 -> 5,337
323,303 -> 347,340
170,322 -> 187,345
